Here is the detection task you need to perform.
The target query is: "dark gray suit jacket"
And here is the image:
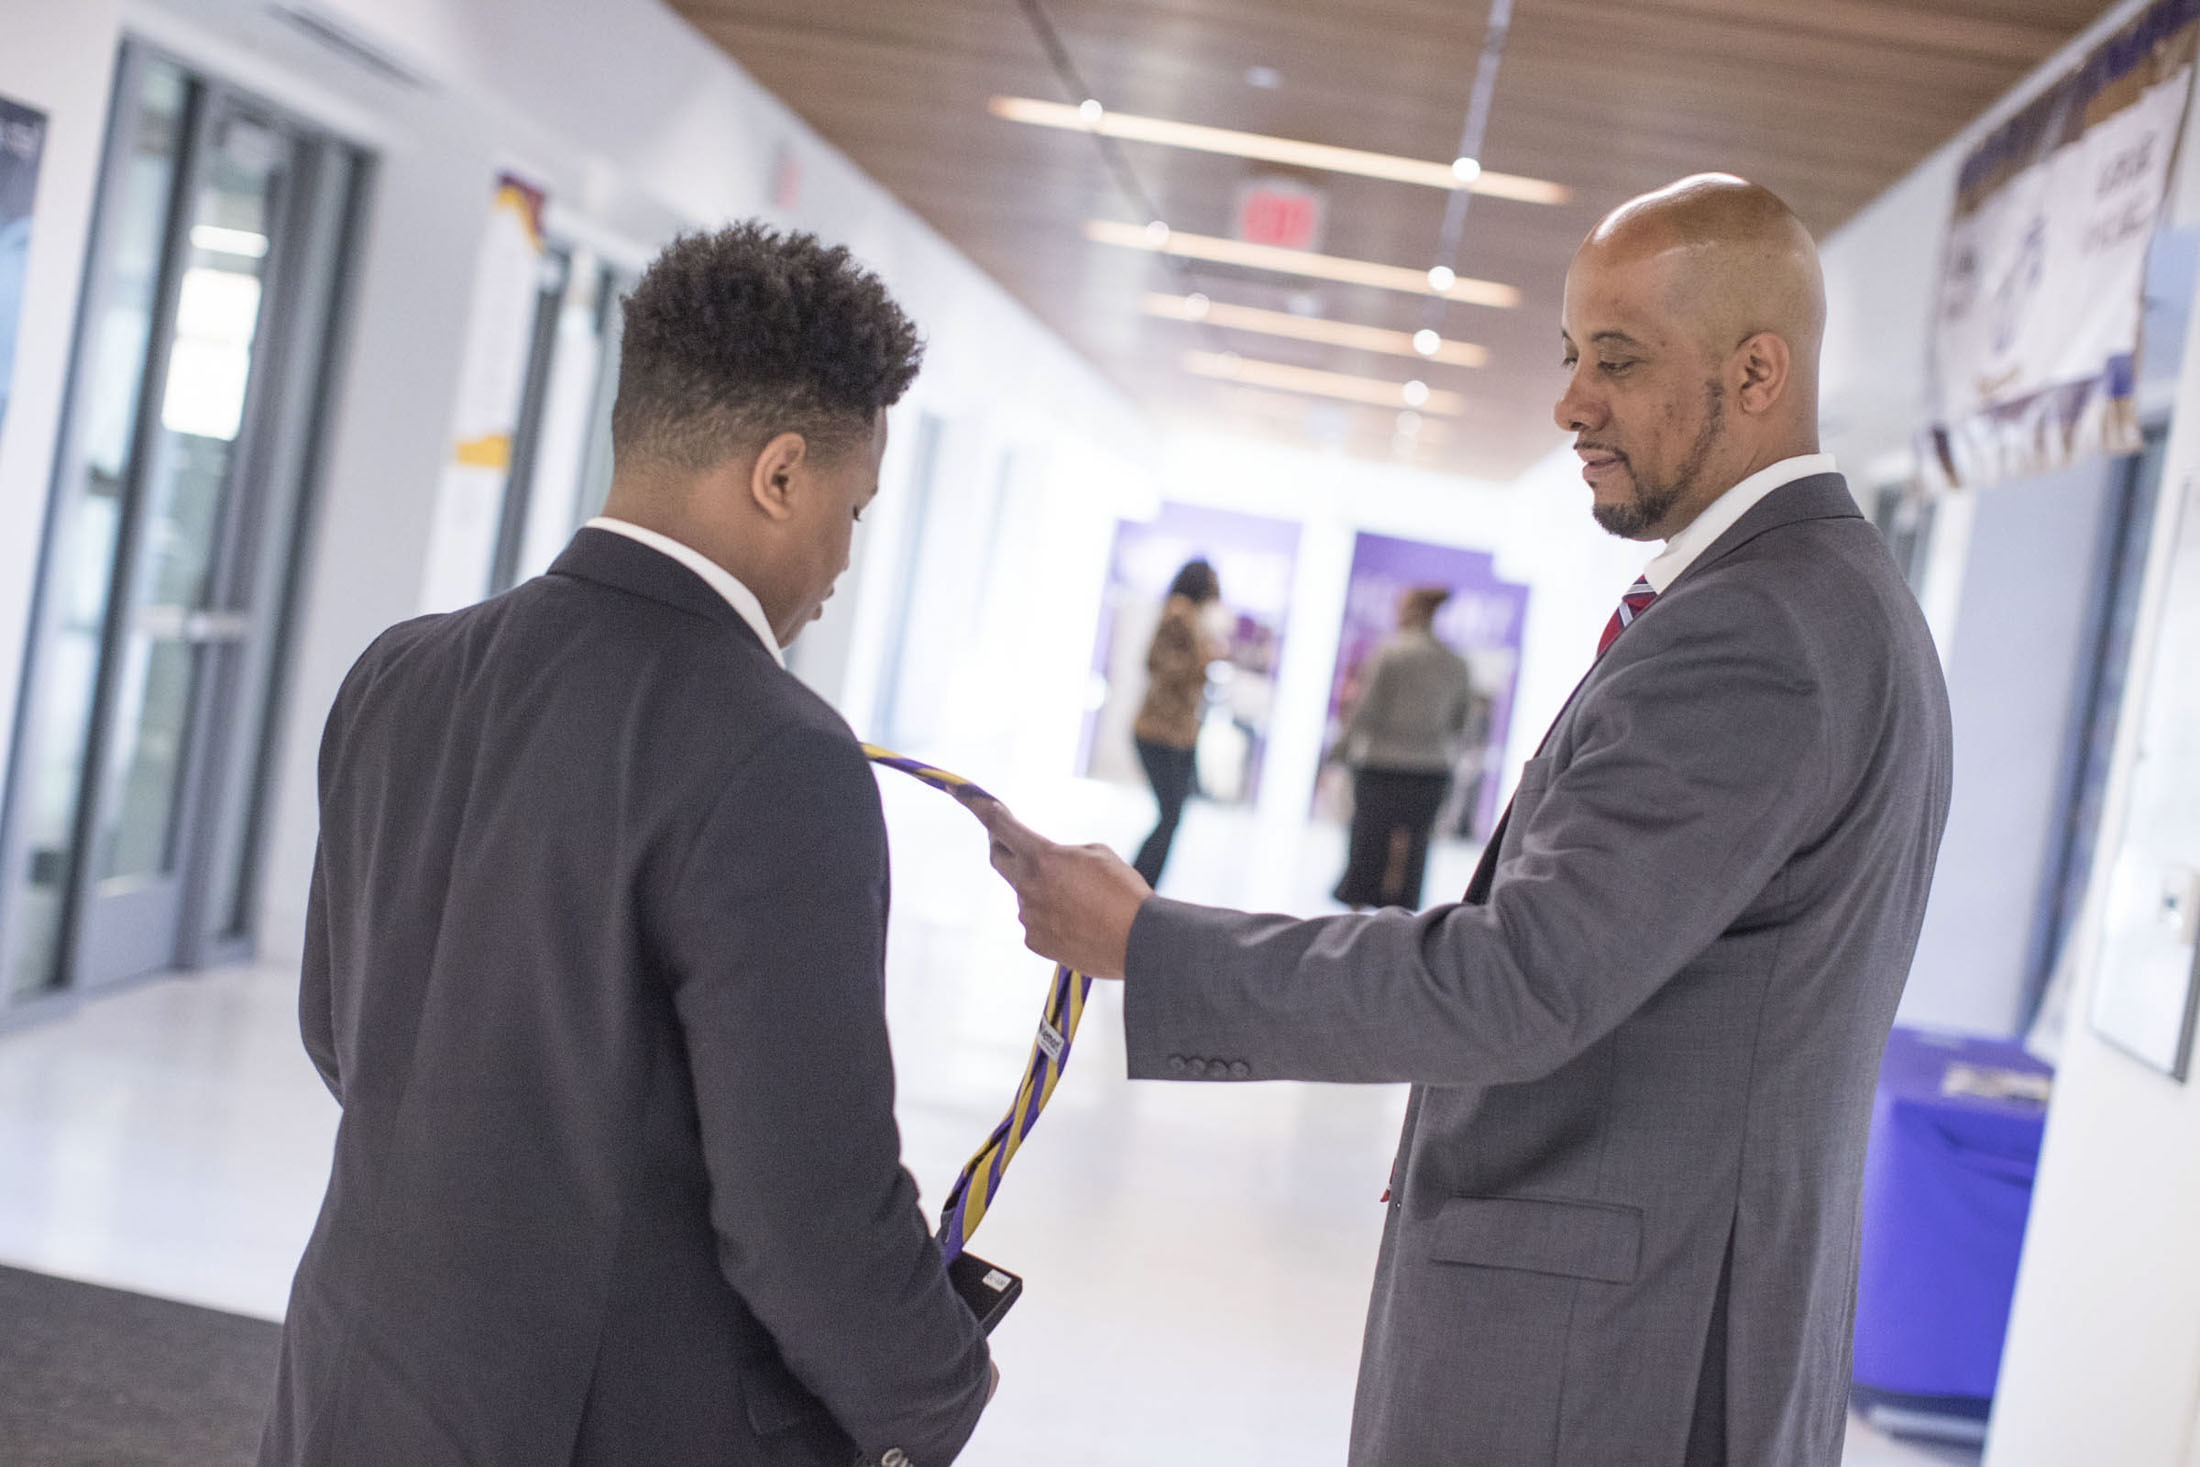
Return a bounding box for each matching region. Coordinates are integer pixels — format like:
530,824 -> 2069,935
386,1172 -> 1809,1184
261,529 -> 991,1467
1123,476 -> 1953,1466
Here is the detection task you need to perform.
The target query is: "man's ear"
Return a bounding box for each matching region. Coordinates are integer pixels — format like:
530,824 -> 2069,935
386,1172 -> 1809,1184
1732,332 -> 1791,416
749,431 -> 808,522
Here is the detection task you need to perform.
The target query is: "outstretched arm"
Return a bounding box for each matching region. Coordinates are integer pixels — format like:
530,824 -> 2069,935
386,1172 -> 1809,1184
978,585 -> 1829,1089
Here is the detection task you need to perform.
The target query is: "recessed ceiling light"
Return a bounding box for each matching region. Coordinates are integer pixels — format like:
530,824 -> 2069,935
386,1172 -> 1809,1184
1143,293 -> 1489,367
1452,156 -> 1482,184
1412,328 -> 1442,356
1079,98 -> 1103,125
1427,265 -> 1456,292
991,97 -> 1569,204
1183,349 -> 1466,414
1087,220 -> 1519,308
1402,379 -> 1431,408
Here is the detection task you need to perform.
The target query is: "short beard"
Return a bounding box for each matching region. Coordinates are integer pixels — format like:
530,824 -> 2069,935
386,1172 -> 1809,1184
1592,381 -> 1725,540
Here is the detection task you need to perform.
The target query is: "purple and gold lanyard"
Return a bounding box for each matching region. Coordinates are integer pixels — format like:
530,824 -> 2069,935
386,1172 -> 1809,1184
863,746 -> 1094,1261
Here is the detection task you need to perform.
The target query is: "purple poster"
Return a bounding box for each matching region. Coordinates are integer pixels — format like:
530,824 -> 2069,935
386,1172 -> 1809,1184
1082,502 -> 1300,804
1317,532 -> 1529,840
0,96 -> 48,438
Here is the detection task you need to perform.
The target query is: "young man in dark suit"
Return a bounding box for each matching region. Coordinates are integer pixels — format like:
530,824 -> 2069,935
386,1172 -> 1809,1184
263,224 -> 995,1467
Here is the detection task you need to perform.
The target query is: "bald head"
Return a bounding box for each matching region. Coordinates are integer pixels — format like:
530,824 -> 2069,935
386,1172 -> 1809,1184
1584,173 -> 1826,391
1556,175 -> 1827,542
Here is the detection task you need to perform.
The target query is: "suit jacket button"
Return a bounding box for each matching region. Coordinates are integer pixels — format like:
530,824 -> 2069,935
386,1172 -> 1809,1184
1187,1058 -> 1208,1076
881,1451 -> 911,1467
1168,1056 -> 1187,1073
1230,1061 -> 1250,1079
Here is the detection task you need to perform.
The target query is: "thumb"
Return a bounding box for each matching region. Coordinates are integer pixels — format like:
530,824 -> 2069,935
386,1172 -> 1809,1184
969,795 -> 1048,867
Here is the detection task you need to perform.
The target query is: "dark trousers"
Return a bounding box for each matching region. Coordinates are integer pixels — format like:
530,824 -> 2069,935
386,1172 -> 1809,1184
1335,767 -> 1451,909
1132,737 -> 1197,887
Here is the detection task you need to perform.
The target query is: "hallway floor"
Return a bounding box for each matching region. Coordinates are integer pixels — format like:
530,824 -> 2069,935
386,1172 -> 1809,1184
0,779 -> 1976,1465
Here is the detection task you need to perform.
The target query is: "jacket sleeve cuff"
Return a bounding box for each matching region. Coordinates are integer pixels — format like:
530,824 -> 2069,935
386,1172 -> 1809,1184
1122,896 -> 1244,1081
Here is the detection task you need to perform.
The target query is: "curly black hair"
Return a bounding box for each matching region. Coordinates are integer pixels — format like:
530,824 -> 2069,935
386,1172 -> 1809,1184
611,222 -> 923,473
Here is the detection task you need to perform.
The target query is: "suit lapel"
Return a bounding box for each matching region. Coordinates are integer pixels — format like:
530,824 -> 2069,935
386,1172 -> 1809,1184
1456,475 -> 1862,907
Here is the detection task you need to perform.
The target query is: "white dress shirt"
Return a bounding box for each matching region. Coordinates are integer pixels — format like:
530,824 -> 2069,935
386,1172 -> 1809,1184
584,517 -> 786,667
1641,452 -> 1837,593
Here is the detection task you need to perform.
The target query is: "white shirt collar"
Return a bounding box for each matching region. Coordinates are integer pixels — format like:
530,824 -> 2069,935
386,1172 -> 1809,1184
1642,453 -> 1837,593
584,517 -> 786,667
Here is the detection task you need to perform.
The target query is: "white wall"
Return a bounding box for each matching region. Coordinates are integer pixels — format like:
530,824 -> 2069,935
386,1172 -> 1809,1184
1983,187 -> 2200,1467
1797,0 -> 2200,1458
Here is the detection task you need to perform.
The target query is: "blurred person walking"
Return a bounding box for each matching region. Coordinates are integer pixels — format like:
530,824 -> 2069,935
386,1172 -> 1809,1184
1129,558 -> 1221,887
1332,586 -> 1473,910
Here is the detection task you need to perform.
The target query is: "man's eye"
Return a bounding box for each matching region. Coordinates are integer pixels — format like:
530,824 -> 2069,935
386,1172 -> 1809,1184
1560,356 -> 1578,370
1600,360 -> 1635,376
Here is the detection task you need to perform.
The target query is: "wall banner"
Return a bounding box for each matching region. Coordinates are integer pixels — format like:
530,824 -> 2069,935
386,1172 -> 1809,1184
1315,534 -> 1529,843
0,94 -> 49,440
418,172 -> 548,613
1928,0 -> 2200,489
1081,503 -> 1300,805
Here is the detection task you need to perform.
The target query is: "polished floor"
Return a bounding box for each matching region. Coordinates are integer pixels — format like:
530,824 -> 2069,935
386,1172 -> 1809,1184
0,780 -> 1974,1465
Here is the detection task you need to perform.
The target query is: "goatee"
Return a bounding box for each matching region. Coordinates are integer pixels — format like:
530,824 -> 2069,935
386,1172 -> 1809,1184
1592,381 -> 1725,540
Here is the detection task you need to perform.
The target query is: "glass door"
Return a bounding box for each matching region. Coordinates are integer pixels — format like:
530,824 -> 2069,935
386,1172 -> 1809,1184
0,48 -> 363,1002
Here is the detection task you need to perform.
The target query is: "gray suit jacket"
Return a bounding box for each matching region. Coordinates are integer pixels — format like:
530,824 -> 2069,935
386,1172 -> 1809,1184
262,529 -> 990,1467
1122,476 -> 1952,1466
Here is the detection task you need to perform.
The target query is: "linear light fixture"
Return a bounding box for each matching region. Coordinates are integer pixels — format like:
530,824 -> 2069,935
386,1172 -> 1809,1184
1173,389 -> 1455,446
1182,350 -> 1466,415
1145,292 -> 1489,368
1088,220 -> 1519,309
990,96 -> 1569,206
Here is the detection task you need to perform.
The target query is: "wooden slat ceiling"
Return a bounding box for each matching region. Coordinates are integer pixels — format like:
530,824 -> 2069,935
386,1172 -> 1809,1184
667,0 -> 2112,482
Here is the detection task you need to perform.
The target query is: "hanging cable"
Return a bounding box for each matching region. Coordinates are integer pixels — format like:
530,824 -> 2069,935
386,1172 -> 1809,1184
1420,0 -> 1517,336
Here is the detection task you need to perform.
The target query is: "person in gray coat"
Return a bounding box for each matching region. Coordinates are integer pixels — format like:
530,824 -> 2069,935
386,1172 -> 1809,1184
970,175 -> 1953,1466
261,225 -> 994,1467
1332,586 -> 1474,910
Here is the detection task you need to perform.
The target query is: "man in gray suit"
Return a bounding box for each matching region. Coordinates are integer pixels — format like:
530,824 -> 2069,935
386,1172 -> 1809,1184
975,176 -> 1953,1465
264,225 -> 994,1467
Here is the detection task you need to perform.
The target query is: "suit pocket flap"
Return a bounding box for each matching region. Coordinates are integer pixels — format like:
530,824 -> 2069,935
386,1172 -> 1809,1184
1428,1196 -> 1642,1284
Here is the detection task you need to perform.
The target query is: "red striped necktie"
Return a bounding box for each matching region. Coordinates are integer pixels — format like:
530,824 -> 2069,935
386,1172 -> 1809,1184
1597,575 -> 1658,657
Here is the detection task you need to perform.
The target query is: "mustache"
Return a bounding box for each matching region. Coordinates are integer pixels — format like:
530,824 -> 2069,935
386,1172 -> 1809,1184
1575,442 -> 1628,460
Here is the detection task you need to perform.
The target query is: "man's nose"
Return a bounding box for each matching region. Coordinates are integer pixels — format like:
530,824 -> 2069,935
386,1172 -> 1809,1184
1554,372 -> 1600,434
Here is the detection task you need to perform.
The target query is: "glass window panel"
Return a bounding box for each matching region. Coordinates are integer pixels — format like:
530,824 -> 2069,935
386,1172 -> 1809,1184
5,57 -> 189,997
93,108 -> 285,886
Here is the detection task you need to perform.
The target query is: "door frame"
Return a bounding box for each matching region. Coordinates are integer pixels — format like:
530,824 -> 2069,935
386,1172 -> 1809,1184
0,41 -> 366,1010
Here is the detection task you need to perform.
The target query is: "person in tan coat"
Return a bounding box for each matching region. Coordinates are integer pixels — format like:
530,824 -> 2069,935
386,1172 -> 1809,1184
1333,586 -> 1474,910
1129,559 -> 1221,886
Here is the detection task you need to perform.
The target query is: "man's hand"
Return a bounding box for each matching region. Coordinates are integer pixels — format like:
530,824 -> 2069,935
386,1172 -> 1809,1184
957,793 -> 1152,980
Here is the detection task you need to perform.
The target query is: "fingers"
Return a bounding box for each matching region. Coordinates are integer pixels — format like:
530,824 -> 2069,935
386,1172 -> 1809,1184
968,796 -> 1052,868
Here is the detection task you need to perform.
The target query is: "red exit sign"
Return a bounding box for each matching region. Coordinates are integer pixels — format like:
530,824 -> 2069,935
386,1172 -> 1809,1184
1235,178 -> 1326,251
